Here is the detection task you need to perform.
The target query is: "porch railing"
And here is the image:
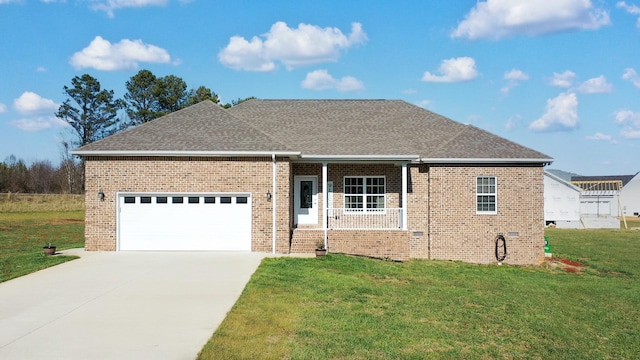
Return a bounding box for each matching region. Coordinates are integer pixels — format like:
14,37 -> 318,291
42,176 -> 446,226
327,208 -> 403,230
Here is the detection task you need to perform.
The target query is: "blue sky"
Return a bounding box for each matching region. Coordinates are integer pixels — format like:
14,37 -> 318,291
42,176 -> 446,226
1,0 -> 639,176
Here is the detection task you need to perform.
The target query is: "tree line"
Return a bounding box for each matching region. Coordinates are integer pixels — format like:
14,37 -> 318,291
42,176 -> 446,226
57,70 -> 254,147
0,153 -> 82,194
0,70 -> 253,194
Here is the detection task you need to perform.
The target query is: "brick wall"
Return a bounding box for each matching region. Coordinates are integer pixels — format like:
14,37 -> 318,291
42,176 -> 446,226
291,229 -> 324,253
407,164 -> 429,258
428,165 -> 545,265
84,157 -> 544,264
84,156 -> 290,252
328,230 -> 410,261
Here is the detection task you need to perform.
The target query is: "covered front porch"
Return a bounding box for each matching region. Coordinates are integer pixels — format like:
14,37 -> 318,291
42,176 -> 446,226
289,158 -> 414,260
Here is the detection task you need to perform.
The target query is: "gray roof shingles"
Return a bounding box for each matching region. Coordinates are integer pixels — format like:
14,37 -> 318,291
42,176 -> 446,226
76,100 -> 292,153
75,99 -> 552,161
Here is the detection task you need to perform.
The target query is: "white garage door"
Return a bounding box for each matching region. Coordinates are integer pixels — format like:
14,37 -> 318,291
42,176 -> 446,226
118,193 -> 252,251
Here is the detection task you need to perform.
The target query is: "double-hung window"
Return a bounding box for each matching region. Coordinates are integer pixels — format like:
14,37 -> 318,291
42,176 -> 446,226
476,176 -> 497,214
344,176 -> 385,212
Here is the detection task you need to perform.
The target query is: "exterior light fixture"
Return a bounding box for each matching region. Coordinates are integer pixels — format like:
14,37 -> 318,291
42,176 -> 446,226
266,191 -> 272,200
98,190 -> 105,201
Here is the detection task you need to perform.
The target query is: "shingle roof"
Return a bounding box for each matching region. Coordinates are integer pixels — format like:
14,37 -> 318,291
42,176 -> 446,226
75,100 -> 293,153
74,99 -> 552,162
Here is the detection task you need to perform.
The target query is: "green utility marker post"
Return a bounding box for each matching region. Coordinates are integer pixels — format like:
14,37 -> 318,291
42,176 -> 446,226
544,236 -> 552,257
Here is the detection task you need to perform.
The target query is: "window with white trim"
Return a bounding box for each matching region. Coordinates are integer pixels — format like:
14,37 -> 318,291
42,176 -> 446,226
344,176 -> 385,212
476,176 -> 497,214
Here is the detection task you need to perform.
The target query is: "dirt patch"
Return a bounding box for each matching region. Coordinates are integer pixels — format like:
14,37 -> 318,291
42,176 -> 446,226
558,258 -> 583,267
547,258 -> 585,274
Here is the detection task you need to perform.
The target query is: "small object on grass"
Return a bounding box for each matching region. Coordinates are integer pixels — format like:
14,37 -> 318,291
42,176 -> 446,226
43,243 -> 56,256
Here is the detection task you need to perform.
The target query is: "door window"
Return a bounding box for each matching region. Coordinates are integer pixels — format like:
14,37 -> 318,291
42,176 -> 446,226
300,180 -> 312,208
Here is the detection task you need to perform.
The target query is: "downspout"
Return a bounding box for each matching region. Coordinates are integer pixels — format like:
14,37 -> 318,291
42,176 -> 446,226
427,165 -> 431,259
272,154 -> 277,254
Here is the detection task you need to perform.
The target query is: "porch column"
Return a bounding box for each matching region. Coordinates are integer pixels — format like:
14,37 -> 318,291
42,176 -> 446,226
402,162 -> 408,230
322,162 -> 328,248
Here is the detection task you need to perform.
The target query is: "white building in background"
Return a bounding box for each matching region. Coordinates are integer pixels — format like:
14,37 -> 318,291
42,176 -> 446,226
572,175 -> 636,218
620,172 -> 640,217
544,171 -> 581,228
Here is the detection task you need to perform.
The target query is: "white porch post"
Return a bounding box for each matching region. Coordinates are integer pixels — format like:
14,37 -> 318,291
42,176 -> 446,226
322,162 -> 328,248
402,162 -> 408,230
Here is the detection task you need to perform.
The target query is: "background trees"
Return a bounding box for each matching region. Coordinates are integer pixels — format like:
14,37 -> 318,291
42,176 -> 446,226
123,69 -> 159,126
55,74 -> 124,147
0,154 -> 82,194
0,70 -> 253,194
123,70 -> 221,127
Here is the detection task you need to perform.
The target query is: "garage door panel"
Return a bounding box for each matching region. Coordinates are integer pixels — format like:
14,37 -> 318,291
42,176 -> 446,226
119,194 -> 252,251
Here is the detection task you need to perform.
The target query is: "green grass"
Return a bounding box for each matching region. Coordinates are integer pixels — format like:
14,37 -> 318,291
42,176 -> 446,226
199,229 -> 640,359
0,211 -> 84,283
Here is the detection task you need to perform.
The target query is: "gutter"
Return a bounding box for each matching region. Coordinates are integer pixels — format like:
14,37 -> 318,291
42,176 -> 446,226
70,150 -> 301,157
421,157 -> 554,164
296,154 -> 421,163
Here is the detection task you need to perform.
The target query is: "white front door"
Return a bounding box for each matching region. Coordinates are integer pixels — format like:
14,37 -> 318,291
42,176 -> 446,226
294,176 -> 318,225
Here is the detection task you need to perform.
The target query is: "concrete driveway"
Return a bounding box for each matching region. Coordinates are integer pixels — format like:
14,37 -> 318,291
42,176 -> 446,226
0,249 -> 267,360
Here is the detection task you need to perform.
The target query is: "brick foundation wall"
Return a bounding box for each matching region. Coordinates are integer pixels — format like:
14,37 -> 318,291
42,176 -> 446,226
291,229 -> 324,253
328,230 -> 410,261
84,156 -> 290,253
428,165 -> 545,265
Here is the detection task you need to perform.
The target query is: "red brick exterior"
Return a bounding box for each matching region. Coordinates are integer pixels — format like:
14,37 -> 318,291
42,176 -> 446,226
427,165 -> 545,265
84,156 -> 290,252
83,157 -> 545,265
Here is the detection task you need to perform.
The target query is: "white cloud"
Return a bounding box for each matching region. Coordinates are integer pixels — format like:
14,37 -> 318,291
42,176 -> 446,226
9,116 -> 69,132
505,114 -> 522,131
90,0 -> 168,18
617,1 -> 640,13
0,103 -> 7,113
622,68 -> 640,88
576,75 -> 613,93
13,91 -> 59,115
585,132 -> 617,144
301,69 -> 364,92
0,0 -> 24,4
501,69 -> 529,94
504,69 -> 529,81
529,92 -> 579,132
70,36 -> 172,71
219,22 -> 367,72
35,66 -> 47,72
550,70 -> 576,88
416,99 -> 432,108
615,109 -> 640,139
452,0 -> 610,40
617,1 -> 640,26
421,57 -> 478,83
9,92 -> 67,132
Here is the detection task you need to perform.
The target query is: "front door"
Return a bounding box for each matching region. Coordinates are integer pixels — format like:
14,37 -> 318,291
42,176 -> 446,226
294,176 -> 318,225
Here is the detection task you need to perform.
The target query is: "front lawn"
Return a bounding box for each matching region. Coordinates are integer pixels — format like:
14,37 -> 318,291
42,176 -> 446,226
199,229 -> 639,359
0,211 -> 84,283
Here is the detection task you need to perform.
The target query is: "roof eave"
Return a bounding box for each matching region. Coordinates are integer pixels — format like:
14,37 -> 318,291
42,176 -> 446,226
296,154 -> 421,163
421,157 -> 554,164
70,150 -> 301,157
